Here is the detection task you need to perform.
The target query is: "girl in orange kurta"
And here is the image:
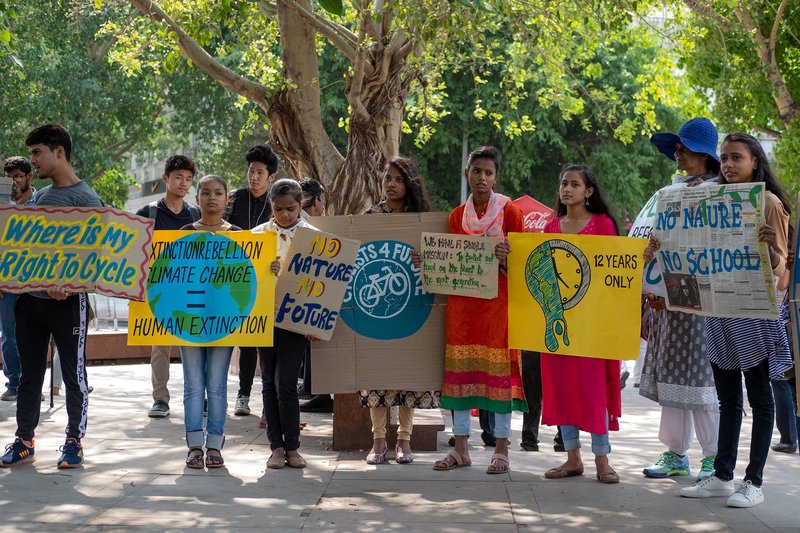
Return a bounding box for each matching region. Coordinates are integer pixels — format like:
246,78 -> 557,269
431,146 -> 526,475
540,165 -> 623,484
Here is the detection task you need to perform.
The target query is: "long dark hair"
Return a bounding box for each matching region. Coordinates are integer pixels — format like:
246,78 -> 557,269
553,164 -> 620,235
719,133 -> 792,215
384,155 -> 430,213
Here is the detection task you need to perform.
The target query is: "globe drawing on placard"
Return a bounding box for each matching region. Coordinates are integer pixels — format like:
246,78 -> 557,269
341,239 -> 433,340
147,232 -> 256,343
524,239 -> 591,352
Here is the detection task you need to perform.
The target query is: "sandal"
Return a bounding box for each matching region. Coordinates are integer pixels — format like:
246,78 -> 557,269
395,445 -> 414,465
486,452 -> 510,474
267,452 -> 286,469
433,450 -> 472,471
596,468 -> 619,484
365,444 -> 388,465
205,449 -> 224,469
186,448 -> 204,469
286,453 -> 307,468
545,464 -> 584,479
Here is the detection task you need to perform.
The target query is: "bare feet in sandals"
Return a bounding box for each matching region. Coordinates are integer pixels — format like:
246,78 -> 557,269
486,438 -> 510,474
434,436 -> 471,470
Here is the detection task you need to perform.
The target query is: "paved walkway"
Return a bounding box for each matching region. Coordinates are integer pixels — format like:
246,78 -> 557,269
0,363 -> 798,532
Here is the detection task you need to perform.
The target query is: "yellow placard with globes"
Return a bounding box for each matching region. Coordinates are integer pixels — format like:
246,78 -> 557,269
508,232 -> 647,360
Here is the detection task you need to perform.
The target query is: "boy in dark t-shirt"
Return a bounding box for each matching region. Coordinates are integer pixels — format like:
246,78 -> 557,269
0,124 -> 103,469
135,155 -> 200,418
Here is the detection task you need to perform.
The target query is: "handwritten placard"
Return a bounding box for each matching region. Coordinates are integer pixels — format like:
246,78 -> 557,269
420,232 -> 499,299
275,226 -> 360,340
0,205 -> 152,300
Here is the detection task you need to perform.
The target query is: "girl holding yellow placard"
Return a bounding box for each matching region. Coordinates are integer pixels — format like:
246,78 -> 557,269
540,165 -> 622,484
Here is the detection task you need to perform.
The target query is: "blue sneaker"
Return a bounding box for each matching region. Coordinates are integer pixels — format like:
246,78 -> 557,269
0,438 -> 35,467
643,451 -> 690,478
697,455 -> 715,480
57,438 -> 83,469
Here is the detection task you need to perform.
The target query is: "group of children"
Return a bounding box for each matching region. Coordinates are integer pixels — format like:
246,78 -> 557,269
0,122 -> 795,511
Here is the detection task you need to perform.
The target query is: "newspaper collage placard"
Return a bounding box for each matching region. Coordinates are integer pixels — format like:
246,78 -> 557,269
651,182 -> 778,319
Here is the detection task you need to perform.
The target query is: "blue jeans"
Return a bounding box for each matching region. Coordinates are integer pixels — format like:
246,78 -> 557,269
453,409 -> 512,439
0,292 -> 20,390
561,419 -> 611,456
180,345 -> 233,450
771,379 -> 798,445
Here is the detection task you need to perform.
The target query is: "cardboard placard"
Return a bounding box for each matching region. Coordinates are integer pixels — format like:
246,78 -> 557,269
651,183 -> 779,319
128,230 -> 277,347
308,212 -> 449,393
508,232 -> 647,360
274,227 -> 360,340
420,232 -> 499,299
0,205 -> 152,300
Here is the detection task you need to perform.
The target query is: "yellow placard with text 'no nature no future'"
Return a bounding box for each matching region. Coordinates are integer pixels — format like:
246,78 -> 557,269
508,232 -> 647,360
128,230 -> 277,347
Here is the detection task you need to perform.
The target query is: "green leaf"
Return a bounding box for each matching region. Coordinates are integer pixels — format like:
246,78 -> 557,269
318,0 -> 343,16
95,0 -> 102,8
0,28 -> 10,44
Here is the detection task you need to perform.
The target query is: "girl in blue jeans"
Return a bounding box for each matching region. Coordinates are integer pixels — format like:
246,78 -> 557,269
180,175 -> 242,468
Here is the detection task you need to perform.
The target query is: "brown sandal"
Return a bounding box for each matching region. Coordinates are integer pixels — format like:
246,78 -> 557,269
186,448 -> 204,469
486,453 -> 510,474
433,450 -> 472,471
205,449 -> 224,469
596,468 -> 619,483
545,464 -> 584,479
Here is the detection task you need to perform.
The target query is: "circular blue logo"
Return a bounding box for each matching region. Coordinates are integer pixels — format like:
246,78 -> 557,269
148,232 -> 257,343
341,240 -> 433,339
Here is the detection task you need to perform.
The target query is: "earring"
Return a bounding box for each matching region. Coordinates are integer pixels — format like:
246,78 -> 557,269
585,198 -> 590,207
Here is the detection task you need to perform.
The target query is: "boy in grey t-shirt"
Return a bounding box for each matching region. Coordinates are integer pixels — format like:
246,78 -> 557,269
0,124 -> 103,470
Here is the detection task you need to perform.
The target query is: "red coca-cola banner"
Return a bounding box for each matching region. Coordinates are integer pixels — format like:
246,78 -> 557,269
513,195 -> 554,233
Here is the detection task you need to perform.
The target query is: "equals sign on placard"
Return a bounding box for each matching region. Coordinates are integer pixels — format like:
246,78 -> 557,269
187,290 -> 206,309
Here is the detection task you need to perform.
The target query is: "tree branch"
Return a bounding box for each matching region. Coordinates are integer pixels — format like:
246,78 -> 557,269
128,0 -> 269,109
682,0 -> 733,31
279,0 -> 358,60
347,1 -> 372,123
733,2 -> 797,128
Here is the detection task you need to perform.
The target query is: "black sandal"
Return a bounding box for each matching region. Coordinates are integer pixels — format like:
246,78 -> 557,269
186,447 -> 204,469
205,448 -> 224,468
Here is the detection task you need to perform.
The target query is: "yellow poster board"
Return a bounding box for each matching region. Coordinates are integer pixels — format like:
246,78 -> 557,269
128,230 -> 277,347
508,232 -> 647,360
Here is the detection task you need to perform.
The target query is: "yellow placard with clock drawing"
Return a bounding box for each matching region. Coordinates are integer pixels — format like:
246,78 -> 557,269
507,232 -> 647,360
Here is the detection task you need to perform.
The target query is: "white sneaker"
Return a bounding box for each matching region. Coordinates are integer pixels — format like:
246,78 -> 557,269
726,480 -> 764,508
234,395 -> 251,416
680,475 -> 735,498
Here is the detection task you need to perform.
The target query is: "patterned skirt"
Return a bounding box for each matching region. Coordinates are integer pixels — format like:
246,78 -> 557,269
639,308 -> 718,411
359,390 -> 440,409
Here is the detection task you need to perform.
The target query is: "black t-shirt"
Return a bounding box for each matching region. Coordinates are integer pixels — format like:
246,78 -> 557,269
136,198 -> 200,230
225,188 -> 270,230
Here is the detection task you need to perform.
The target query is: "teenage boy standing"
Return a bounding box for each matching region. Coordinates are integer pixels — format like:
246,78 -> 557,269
224,144 -> 277,417
0,157 -> 37,402
135,155 -> 200,418
0,124 -> 103,468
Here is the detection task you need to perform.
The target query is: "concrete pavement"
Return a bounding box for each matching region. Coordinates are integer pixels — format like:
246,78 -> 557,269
0,363 -> 798,532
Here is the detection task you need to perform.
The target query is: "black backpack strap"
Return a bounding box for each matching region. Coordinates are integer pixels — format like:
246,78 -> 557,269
147,201 -> 159,220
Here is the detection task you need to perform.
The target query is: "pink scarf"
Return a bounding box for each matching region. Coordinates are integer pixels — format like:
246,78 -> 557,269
461,192 -> 510,237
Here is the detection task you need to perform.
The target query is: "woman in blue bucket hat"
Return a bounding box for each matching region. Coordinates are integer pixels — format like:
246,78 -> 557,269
639,118 -> 721,482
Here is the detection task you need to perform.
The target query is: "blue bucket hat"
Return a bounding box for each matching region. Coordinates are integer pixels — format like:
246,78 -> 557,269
650,117 -> 720,163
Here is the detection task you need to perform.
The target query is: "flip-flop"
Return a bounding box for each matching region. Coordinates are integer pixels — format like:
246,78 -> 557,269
433,450 -> 472,471
186,448 -> 204,469
486,452 -> 510,474
545,465 -> 584,479
205,449 -> 224,469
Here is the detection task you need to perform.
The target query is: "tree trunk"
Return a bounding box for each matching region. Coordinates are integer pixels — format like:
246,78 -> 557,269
270,0 -> 344,190
328,30 -> 414,215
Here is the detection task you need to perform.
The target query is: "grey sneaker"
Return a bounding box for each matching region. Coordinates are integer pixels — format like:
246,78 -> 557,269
0,388 -> 17,401
235,395 -> 251,416
148,400 -> 170,418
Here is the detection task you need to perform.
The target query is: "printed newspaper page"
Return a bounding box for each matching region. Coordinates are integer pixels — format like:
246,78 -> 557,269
651,182 -> 779,319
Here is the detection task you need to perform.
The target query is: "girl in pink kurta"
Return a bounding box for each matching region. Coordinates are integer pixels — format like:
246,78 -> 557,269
540,165 -> 622,484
